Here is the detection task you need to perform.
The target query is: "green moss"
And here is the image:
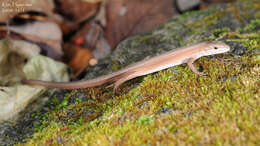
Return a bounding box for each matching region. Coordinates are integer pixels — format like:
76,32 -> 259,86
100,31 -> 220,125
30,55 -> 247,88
139,35 -> 160,46
19,49 -> 259,146
240,19 -> 260,32
111,60 -> 124,71
136,115 -> 154,125
186,11 -> 227,28
209,18 -> 260,52
56,94 -> 70,110
245,0 -> 260,10
213,28 -> 232,37
256,12 -> 260,19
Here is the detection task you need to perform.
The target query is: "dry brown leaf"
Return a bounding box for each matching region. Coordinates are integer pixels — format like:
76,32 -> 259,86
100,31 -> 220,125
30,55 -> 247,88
0,21 -> 63,59
68,46 -> 93,78
81,0 -> 104,3
56,0 -> 100,24
94,1 -> 107,26
8,21 -> 62,40
105,0 -> 177,48
0,0 -> 55,22
20,33 -> 63,60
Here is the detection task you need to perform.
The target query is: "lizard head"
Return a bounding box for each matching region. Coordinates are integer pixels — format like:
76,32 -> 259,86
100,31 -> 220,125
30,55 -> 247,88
203,41 -> 230,56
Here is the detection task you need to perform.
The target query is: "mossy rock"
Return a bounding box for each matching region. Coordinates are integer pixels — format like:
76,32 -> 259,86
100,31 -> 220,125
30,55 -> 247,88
1,0 -> 259,145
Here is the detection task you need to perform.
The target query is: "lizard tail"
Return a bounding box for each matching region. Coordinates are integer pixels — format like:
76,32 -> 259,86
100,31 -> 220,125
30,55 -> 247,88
21,80 -> 83,89
22,70 -> 138,90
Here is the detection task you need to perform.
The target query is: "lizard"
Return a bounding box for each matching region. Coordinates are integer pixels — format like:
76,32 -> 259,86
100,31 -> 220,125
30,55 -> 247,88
22,41 -> 230,91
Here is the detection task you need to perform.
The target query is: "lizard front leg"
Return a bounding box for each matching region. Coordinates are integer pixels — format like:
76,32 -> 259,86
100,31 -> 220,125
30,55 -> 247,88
187,58 -> 206,76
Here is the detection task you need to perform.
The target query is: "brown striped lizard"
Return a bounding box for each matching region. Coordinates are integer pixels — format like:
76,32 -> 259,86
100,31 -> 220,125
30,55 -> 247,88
22,41 -> 230,91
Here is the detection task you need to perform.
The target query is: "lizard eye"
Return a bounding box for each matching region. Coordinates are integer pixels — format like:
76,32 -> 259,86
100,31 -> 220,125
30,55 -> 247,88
214,47 -> 218,50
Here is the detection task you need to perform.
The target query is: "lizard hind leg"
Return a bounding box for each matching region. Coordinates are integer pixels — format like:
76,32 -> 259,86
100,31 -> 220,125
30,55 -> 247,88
113,72 -> 138,92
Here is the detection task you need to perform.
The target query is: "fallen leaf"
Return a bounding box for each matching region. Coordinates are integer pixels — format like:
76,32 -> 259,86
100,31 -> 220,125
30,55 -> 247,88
93,1 -> 107,26
8,21 -> 62,40
105,0 -> 177,48
55,0 -> 100,24
68,46 -> 93,78
23,55 -> 69,82
0,38 -> 69,121
0,85 -> 45,121
20,33 -> 63,60
81,0 -> 104,3
0,38 -> 40,86
0,21 -> 63,59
